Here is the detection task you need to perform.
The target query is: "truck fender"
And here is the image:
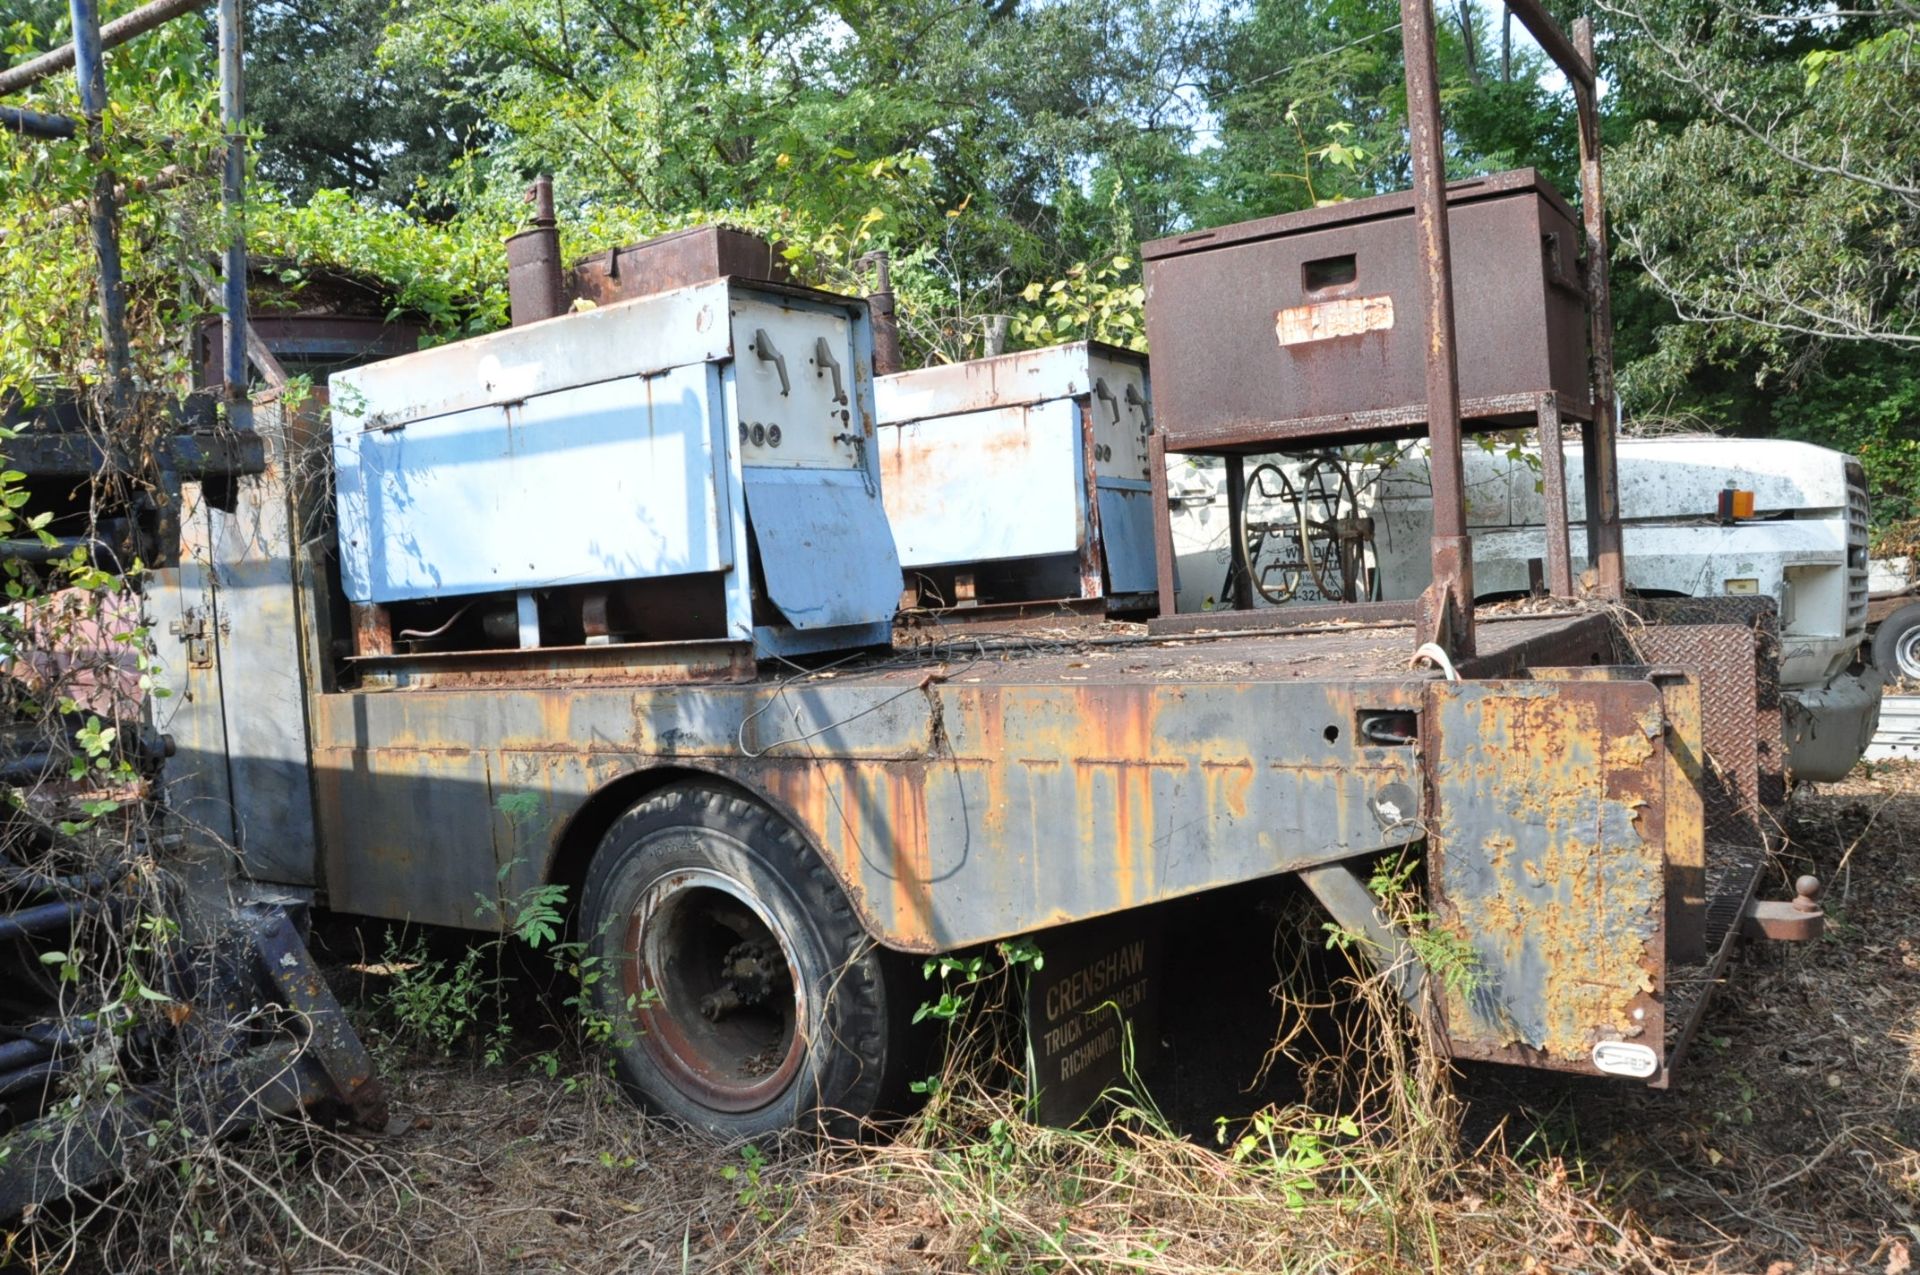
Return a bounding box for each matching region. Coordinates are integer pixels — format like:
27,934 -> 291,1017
540,762 -> 895,948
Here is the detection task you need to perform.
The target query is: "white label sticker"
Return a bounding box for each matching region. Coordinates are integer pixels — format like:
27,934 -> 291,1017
1275,295 -> 1394,346
1590,1040 -> 1659,1078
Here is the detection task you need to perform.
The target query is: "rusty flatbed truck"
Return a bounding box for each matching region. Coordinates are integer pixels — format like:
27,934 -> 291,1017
149,0 -> 1820,1137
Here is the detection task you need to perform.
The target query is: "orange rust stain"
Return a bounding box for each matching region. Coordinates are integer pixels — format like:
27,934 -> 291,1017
1200,760 -> 1255,821
886,763 -> 935,943
1069,686 -> 1160,908
969,687 -> 1010,851
758,762 -> 936,950
880,418 -> 1039,525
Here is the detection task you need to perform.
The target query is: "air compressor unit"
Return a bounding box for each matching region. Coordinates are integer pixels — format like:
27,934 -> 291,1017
329,278 -> 901,675
875,341 -> 1155,615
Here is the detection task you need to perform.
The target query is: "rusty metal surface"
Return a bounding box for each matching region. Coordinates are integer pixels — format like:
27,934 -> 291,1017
1400,0 -> 1473,661
1633,595 -> 1785,825
1153,391 -> 1593,454
1144,606 -> 1612,672
191,315 -> 421,390
570,224 -> 791,307
861,252 -> 903,376
1524,665 -> 1708,965
310,629 -> 1442,946
1535,394 -> 1574,596
1149,599 -> 1418,635
245,904 -> 387,1127
349,638 -> 755,689
1140,173 -> 1590,442
895,596 -> 1114,633
1741,876 -> 1825,942
1627,623 -> 1762,840
877,342 -> 1153,613
1504,0 -> 1596,88
1424,677 -> 1672,1075
1150,432 -> 1178,614
874,341 -> 1147,421
350,602 -> 392,657
1659,837 -> 1766,1086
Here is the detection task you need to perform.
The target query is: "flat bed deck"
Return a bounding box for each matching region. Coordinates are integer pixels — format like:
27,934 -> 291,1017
874,606 -> 1616,688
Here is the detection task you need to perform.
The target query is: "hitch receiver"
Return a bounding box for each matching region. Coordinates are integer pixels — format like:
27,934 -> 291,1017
1742,875 -> 1825,943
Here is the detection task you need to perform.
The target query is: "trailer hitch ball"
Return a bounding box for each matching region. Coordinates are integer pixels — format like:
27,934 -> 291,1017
1741,875 -> 1824,943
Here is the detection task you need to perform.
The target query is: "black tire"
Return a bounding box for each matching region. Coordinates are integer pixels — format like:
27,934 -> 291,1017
579,783 -> 910,1138
1873,601 -> 1920,682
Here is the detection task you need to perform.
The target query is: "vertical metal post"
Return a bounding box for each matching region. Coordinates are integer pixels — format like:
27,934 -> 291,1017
1535,393 -> 1573,595
1574,17 -> 1624,599
69,0 -> 131,408
218,0 -> 250,425
1400,0 -> 1474,657
1149,433 -> 1179,616
1225,456 -> 1254,611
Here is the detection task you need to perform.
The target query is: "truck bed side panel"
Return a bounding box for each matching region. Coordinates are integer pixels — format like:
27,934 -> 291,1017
309,678 -> 1426,949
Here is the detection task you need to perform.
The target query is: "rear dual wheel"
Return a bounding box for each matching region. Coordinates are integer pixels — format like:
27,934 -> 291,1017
580,784 -> 912,1138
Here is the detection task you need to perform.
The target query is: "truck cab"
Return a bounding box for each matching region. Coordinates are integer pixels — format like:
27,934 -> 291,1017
1170,436 -> 1882,781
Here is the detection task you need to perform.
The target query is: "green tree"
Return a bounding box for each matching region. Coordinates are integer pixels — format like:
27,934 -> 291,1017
1601,0 -> 1919,519
246,0 -> 488,207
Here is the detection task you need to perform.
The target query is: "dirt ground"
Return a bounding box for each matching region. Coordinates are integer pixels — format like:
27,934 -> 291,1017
252,765 -> 1920,1273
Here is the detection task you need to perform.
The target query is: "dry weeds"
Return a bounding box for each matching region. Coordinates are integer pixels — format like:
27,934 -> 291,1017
25,765 -> 1920,1273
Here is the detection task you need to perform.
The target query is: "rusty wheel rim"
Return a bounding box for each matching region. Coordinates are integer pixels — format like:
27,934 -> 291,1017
624,864 -> 808,1114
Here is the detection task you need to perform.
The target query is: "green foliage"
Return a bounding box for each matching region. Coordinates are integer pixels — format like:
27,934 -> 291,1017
719,1143 -> 791,1226
1606,2 -> 1919,481
1323,848 -> 1482,1000
1215,1109 -> 1362,1210
913,938 -> 1043,1026
378,931 -> 506,1061
0,9 -> 226,391
245,0 -> 486,206
1012,255 -> 1146,351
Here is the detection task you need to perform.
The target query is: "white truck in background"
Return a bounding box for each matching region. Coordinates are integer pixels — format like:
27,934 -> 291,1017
1170,436 -> 1882,782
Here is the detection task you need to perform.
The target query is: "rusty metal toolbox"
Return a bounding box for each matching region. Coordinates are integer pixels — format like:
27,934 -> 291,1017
570,224 -> 792,307
1141,169 -> 1591,447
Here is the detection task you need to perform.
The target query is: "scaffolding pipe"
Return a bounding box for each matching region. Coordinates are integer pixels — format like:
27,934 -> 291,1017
218,0 -> 249,420
68,0 -> 132,409
0,0 -> 205,98
0,105 -> 75,138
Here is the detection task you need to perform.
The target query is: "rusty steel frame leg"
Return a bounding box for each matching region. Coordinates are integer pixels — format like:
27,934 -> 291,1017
1536,393 -> 1573,596
1574,17 -> 1624,600
1225,455 -> 1255,611
1400,0 -> 1474,657
1078,398 -> 1108,602
1149,433 -> 1178,615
